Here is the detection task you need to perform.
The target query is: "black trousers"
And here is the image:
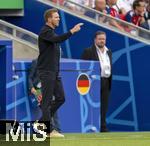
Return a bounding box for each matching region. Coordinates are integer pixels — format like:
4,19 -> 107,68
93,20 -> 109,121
101,77 -> 110,129
38,70 -> 65,132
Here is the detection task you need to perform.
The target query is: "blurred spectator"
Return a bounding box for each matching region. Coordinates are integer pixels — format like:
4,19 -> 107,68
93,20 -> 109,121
141,0 -> 150,30
64,0 -> 95,12
51,0 -> 149,37
71,0 -> 95,8
125,0 -> 149,29
125,0 -> 144,26
88,0 -> 95,8
113,0 -> 135,20
114,0 -> 135,13
106,0 -> 125,30
106,0 -> 120,18
143,0 -> 150,20
84,0 -> 107,19
84,0 -> 124,31
145,0 -> 150,13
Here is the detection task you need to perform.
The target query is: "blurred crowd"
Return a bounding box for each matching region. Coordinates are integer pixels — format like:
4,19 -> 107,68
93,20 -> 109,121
51,0 -> 150,33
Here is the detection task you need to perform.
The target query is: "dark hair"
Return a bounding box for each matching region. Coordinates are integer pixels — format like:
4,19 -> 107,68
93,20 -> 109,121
44,8 -> 58,22
133,0 -> 140,10
94,31 -> 106,38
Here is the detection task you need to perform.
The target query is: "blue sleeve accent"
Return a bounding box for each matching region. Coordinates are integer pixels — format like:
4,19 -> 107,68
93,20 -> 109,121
125,12 -> 132,22
106,7 -> 111,15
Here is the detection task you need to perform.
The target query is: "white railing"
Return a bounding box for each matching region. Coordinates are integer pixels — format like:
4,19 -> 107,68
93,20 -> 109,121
37,0 -> 150,45
0,19 -> 38,51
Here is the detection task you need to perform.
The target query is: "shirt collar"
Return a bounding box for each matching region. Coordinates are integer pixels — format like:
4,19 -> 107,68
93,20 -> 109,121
95,44 -> 108,54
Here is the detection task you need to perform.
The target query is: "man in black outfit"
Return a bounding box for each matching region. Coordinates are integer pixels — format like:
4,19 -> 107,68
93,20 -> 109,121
81,31 -> 112,132
28,59 -> 63,136
37,8 -> 83,137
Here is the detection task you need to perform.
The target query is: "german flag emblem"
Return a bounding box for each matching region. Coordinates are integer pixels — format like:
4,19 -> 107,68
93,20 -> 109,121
76,73 -> 90,95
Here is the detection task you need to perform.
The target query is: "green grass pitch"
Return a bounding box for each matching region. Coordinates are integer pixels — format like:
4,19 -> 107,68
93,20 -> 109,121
1,132 -> 150,146
50,132 -> 150,146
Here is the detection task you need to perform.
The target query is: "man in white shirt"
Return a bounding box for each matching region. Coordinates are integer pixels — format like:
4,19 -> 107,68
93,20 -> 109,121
81,31 -> 112,132
113,0 -> 135,13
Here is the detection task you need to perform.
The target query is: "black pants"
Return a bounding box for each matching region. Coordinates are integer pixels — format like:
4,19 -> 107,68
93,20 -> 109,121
101,77 -> 110,130
38,70 -> 65,133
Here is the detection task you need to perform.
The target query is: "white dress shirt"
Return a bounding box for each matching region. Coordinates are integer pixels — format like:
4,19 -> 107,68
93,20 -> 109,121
96,45 -> 111,78
113,0 -> 134,12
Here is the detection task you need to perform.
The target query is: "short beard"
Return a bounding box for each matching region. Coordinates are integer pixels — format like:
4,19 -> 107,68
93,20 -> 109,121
97,44 -> 104,48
